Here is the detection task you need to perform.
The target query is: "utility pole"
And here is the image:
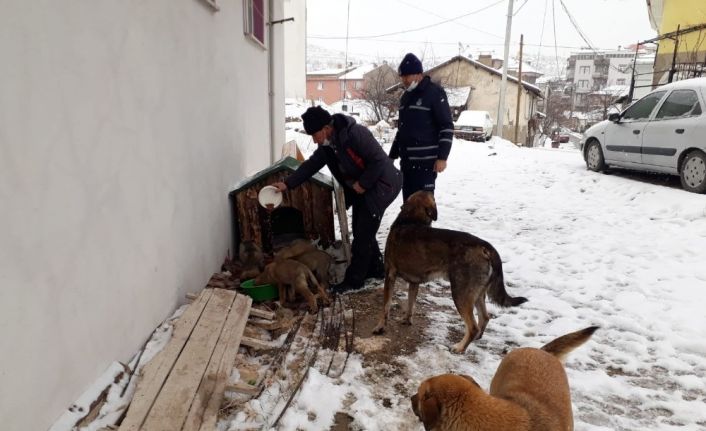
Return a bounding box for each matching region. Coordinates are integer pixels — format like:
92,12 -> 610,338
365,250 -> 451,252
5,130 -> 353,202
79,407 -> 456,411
514,34 -> 524,145
497,0 -> 515,143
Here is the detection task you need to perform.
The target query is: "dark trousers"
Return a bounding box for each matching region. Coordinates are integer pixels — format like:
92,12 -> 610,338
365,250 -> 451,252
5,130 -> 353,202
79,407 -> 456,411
402,167 -> 437,201
344,196 -> 383,286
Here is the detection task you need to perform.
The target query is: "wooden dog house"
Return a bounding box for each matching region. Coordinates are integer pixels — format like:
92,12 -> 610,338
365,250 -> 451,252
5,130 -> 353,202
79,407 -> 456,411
229,157 -> 336,254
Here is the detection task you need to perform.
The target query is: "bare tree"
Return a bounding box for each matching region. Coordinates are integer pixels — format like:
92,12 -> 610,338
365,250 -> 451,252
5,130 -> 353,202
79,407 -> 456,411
590,86 -> 627,120
360,65 -> 399,123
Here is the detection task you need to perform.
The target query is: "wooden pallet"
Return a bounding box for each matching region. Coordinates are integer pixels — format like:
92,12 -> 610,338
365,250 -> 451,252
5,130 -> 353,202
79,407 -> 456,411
119,288 -> 255,431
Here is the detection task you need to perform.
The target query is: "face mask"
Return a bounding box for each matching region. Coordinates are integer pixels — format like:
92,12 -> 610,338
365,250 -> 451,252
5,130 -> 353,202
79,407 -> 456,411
406,80 -> 419,92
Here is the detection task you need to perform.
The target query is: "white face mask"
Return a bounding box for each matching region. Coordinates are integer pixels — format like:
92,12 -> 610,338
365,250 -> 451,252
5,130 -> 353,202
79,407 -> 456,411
406,80 -> 419,92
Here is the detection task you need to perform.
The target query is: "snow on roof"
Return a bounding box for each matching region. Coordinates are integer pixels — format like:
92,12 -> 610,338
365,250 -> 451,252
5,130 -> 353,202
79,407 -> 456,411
445,86 -> 472,106
307,67 -> 352,76
338,64 -> 377,80
501,59 -> 542,75
591,85 -> 629,97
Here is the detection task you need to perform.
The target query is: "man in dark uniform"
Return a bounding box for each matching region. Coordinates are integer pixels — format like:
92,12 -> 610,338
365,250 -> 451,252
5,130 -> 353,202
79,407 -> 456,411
272,106 -> 402,294
390,53 -> 454,201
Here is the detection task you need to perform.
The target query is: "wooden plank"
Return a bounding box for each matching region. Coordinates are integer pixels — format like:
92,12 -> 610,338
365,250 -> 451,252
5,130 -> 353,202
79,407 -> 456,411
240,336 -> 275,350
198,294 -> 252,431
248,308 -> 275,320
333,180 -> 352,264
182,294 -> 252,431
224,382 -> 259,396
119,289 -> 214,431
140,289 -> 236,431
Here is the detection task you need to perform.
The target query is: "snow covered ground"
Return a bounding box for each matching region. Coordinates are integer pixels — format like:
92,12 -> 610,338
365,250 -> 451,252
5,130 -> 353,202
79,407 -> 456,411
274,137 -> 706,430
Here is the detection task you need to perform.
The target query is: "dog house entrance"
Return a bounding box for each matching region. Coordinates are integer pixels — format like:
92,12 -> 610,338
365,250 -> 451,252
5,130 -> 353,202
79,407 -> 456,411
263,206 -> 306,252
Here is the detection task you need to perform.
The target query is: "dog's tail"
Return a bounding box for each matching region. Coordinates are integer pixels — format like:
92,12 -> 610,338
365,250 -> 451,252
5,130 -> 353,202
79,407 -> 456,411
486,246 -> 528,307
541,326 -> 599,362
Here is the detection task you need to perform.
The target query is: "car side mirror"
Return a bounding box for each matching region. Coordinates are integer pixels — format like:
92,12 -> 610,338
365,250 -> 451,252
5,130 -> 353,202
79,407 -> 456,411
608,113 -> 621,123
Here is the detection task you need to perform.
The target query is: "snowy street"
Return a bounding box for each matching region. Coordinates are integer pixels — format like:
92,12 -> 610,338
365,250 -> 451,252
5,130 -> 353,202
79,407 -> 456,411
275,137 -> 706,431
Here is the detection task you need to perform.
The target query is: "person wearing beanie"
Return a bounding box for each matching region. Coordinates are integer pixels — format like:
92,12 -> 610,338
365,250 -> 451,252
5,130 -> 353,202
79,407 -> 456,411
390,53 -> 454,201
272,106 -> 402,294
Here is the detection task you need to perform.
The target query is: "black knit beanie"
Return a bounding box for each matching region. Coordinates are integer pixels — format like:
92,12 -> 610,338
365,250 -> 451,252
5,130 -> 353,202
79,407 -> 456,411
302,106 -> 332,135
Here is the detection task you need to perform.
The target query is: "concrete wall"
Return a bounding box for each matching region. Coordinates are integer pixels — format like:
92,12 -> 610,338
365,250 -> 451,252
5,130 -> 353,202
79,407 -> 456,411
429,59 -> 538,143
283,0 -> 307,100
0,1 -> 284,429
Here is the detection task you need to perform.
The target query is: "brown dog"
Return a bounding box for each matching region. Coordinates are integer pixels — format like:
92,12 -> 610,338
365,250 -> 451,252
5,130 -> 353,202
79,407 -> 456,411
239,240 -> 264,280
254,259 -> 329,313
411,326 -> 598,431
293,249 -> 332,291
373,191 -> 527,353
274,239 -> 317,261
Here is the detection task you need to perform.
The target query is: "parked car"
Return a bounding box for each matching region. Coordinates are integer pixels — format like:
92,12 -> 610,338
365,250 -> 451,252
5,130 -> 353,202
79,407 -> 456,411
454,110 -> 494,141
581,77 -> 706,193
551,127 -> 571,144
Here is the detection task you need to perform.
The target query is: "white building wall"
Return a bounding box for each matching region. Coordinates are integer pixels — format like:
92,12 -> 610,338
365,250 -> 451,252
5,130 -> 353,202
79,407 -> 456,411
0,1 -> 284,430
608,58 -> 633,86
574,59 -> 594,92
283,0 -> 307,100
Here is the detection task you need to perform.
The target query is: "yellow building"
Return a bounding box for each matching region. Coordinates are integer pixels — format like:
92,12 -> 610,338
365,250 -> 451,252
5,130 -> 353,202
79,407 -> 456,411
647,0 -> 706,84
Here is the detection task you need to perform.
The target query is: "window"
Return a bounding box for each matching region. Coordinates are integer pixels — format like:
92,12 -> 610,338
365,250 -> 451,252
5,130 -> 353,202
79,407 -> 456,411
617,64 -> 630,73
340,81 -> 346,91
622,91 -> 667,121
244,0 -> 265,46
578,80 -> 589,88
317,81 -> 324,91
354,80 -> 362,90
580,66 -> 591,74
655,90 -> 702,119
317,97 -> 324,103
616,78 -> 626,85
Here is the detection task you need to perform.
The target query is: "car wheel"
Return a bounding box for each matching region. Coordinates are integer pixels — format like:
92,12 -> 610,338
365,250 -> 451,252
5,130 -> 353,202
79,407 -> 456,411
680,150 -> 706,193
485,134 -> 492,141
585,140 -> 606,172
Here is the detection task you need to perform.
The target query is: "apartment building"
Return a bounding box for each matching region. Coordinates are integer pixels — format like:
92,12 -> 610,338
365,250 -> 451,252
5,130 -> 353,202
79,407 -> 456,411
565,50 -> 635,109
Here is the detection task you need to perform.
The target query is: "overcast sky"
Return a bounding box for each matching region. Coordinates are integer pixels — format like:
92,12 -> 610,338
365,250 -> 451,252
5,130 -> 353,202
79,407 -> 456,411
306,0 -> 657,67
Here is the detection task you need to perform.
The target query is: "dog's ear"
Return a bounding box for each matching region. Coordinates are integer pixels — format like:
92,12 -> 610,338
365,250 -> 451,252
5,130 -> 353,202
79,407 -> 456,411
419,393 -> 441,430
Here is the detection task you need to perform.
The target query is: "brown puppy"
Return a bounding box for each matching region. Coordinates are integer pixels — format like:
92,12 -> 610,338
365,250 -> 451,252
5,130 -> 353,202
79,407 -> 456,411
274,239 -> 317,261
254,259 -> 329,313
373,191 -> 527,353
410,326 -> 598,431
293,249 -> 332,291
239,240 -> 264,280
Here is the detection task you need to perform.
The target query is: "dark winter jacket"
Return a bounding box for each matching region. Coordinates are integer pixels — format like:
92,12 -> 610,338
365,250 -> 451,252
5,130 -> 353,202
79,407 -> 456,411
285,114 -> 402,219
390,76 -> 454,170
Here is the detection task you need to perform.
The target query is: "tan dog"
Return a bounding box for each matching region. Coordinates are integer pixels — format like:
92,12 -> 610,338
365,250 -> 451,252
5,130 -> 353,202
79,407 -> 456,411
411,326 -> 598,431
239,240 -> 264,280
254,259 -> 329,313
373,191 -> 527,353
274,239 -> 316,261
293,249 -> 332,291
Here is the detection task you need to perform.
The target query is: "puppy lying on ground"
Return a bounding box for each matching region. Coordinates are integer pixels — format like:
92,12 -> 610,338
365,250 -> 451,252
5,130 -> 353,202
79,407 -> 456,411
239,240 -> 264,280
373,191 -> 527,353
411,326 -> 598,431
254,259 -> 329,313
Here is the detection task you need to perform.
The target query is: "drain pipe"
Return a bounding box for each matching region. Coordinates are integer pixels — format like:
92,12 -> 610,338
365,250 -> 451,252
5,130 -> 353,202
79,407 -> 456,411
268,0 -> 276,164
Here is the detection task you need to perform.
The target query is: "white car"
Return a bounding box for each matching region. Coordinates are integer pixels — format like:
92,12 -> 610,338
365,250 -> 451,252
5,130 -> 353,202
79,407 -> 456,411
454,110 -> 494,142
581,77 -> 706,193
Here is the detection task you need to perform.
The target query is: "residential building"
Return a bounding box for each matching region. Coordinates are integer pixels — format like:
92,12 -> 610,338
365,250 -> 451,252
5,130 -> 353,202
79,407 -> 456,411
565,50 -> 635,109
647,0 -> 706,85
409,55 -> 542,143
0,1 -> 294,429
503,58 -> 544,84
283,0 -> 307,100
305,63 -> 396,105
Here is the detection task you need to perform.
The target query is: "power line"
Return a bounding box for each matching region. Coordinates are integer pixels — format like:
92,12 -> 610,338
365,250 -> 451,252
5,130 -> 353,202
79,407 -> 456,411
309,0 -> 506,40
513,0 -> 530,16
535,0 -> 549,67
393,0 -> 504,39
